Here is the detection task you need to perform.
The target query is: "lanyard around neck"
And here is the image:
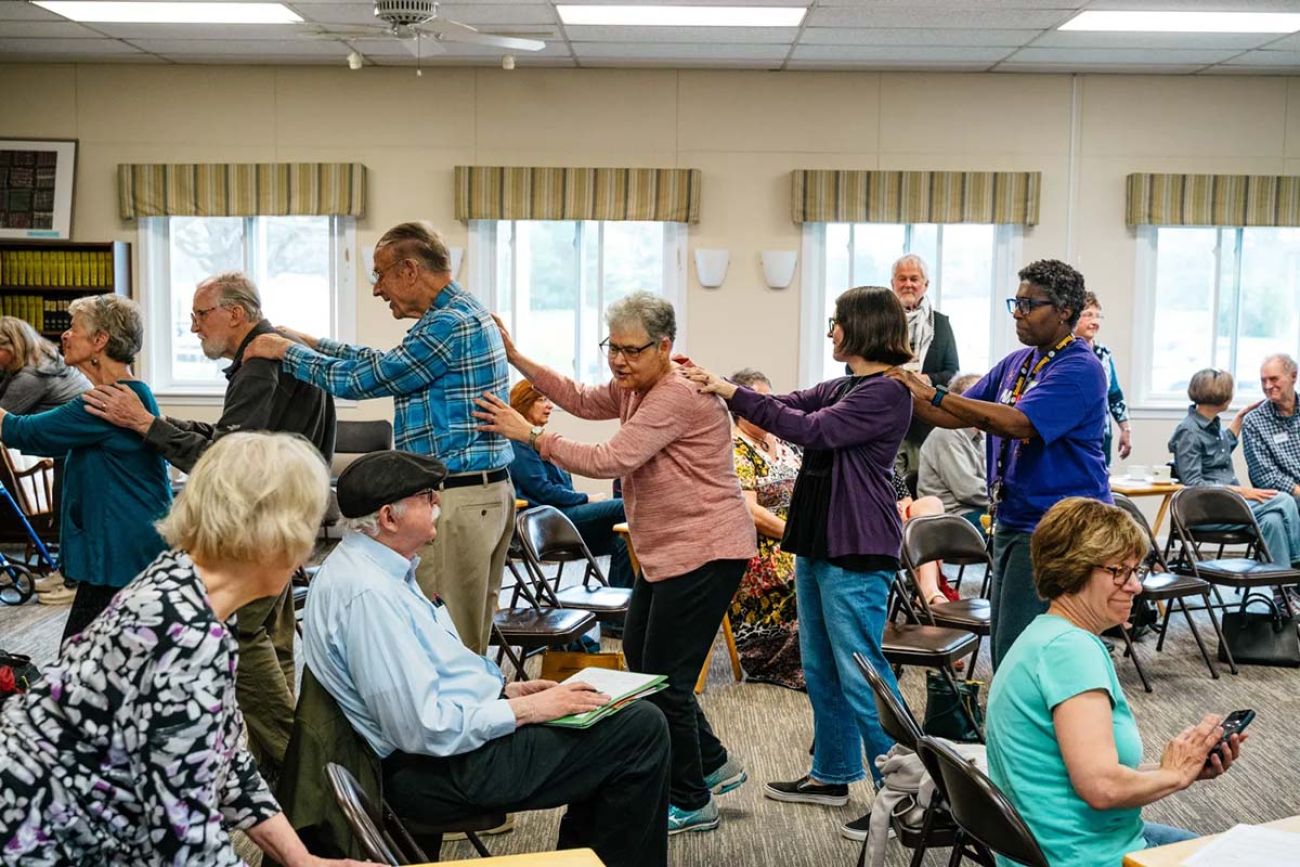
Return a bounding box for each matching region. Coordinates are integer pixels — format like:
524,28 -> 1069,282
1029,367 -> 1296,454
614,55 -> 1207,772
1007,333 -> 1075,406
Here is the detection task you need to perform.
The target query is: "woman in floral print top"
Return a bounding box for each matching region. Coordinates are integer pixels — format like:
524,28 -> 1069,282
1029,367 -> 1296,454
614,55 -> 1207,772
0,433 -> 367,867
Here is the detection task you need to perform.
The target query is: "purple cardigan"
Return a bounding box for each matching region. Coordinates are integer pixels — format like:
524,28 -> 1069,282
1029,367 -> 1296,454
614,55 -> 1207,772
727,374 -> 912,560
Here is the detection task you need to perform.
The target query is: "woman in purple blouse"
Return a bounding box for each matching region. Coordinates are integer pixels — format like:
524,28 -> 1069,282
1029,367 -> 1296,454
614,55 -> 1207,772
685,286 -> 913,841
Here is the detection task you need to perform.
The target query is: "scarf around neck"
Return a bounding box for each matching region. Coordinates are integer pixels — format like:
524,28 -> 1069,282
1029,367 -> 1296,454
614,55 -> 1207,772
905,294 -> 934,372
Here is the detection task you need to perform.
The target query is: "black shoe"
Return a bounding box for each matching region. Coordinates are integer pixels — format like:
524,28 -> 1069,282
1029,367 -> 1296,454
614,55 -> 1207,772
840,810 -> 897,842
763,775 -> 849,806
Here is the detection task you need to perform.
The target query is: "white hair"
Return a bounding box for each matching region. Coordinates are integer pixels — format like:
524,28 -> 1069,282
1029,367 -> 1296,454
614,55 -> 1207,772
1263,353 -> 1298,377
344,499 -> 408,538
892,254 -> 930,283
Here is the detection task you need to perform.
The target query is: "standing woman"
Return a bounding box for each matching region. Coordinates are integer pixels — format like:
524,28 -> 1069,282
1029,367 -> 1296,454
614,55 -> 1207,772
1074,291 -> 1132,465
474,292 -> 756,835
0,295 -> 170,639
684,286 -> 914,840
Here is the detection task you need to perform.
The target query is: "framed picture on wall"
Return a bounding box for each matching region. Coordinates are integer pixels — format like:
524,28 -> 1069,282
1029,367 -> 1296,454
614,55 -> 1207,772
0,139 -> 77,240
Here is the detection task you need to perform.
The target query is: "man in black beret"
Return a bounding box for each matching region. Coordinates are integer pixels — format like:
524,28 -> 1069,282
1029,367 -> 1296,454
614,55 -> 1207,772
301,450 -> 672,867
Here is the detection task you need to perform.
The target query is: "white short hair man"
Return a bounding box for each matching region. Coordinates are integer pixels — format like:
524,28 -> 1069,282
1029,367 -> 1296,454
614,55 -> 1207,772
1243,353 -> 1300,505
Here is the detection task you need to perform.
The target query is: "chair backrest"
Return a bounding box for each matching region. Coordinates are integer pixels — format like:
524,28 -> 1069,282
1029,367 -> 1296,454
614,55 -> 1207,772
903,513 -> 991,568
917,737 -> 1049,867
517,505 -> 590,562
330,420 -> 394,477
1111,493 -> 1166,569
325,762 -> 429,866
1170,486 -> 1268,558
853,651 -> 923,749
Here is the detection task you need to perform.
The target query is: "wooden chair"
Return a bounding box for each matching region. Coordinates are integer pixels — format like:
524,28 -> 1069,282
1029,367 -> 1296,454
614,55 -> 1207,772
0,447 -> 57,569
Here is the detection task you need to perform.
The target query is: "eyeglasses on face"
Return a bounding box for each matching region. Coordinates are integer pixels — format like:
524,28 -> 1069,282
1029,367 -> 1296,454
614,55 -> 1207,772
371,258 -> 413,285
1005,297 -> 1056,316
827,317 -> 840,333
1095,563 -> 1150,586
190,305 -> 221,324
599,338 -> 657,360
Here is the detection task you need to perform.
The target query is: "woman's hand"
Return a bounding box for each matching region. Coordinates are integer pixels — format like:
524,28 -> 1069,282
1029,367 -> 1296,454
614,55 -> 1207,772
1117,425 -> 1133,459
473,392 -> 533,442
1198,731 -> 1246,781
884,367 -> 937,402
1159,714 -> 1224,790
1238,486 -> 1279,503
490,313 -> 519,363
1230,399 -> 1264,436
680,365 -> 737,400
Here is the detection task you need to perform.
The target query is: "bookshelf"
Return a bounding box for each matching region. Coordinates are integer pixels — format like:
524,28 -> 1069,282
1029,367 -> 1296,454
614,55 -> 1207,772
0,240 -> 131,342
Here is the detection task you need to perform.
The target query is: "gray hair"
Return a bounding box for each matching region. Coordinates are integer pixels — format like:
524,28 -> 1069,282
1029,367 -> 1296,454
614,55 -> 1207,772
67,294 -> 143,364
201,271 -> 263,322
377,221 -> 452,273
892,254 -> 930,282
344,500 -> 408,538
949,372 -> 980,396
730,368 -> 770,389
605,291 -> 676,344
1263,353 -> 1298,377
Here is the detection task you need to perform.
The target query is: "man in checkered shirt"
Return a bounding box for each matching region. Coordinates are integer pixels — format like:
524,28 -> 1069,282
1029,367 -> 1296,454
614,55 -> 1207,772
244,221 -> 514,655
1242,353 -> 1300,510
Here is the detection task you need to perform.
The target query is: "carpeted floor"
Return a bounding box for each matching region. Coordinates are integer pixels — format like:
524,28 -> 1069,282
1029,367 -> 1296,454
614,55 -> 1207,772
4,558 -> 1300,866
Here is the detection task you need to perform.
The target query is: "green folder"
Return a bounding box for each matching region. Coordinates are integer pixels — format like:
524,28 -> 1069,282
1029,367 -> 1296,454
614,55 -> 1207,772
545,668 -> 668,729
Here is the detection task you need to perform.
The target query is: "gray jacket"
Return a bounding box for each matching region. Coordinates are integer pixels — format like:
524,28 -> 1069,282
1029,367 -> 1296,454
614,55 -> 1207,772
917,426 -> 989,514
0,358 -> 90,415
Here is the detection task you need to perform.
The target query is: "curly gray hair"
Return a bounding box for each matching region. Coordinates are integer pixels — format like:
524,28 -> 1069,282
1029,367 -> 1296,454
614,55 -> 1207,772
605,291 -> 676,345
67,294 -> 144,364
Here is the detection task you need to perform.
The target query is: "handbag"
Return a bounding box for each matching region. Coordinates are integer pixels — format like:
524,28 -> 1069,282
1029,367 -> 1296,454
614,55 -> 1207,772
921,670 -> 984,743
1217,595 -> 1300,667
0,649 -> 40,704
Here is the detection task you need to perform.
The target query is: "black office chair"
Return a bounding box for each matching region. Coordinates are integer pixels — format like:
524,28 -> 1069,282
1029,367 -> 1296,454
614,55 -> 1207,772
916,737 -> 1049,867
515,506 -> 631,623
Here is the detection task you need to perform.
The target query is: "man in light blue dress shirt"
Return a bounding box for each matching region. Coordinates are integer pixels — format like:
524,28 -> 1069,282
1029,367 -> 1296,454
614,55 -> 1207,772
302,450 -> 670,867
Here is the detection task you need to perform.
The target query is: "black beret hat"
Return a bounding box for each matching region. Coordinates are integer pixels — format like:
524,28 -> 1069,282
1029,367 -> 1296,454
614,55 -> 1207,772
336,450 -> 448,518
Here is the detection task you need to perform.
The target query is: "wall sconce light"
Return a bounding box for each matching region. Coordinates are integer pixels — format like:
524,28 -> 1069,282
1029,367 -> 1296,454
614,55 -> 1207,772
694,248 -> 730,288
449,246 -> 464,280
761,250 -> 798,290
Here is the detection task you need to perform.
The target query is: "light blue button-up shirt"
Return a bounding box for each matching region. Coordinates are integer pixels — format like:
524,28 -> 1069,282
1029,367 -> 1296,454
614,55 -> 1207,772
302,532 -> 517,759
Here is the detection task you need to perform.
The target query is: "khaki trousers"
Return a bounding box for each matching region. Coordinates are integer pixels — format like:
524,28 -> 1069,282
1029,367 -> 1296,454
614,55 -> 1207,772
233,583 -> 297,780
415,476 -> 514,654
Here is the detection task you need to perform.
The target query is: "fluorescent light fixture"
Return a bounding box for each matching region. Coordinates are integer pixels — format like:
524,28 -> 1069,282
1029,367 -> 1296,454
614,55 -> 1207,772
32,1 -> 303,24
557,5 -> 806,27
1060,10 -> 1300,33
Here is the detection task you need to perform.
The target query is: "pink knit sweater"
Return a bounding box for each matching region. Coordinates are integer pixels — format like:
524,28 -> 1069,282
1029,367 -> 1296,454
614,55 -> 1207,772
532,364 -> 757,581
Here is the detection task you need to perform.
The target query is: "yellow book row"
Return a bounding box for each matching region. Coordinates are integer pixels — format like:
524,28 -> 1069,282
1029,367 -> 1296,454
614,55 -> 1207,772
0,295 -> 74,334
0,250 -> 115,289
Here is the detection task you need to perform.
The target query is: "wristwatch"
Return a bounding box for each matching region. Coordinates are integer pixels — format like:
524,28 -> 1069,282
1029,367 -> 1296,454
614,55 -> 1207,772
528,426 -> 544,448
930,385 -> 949,407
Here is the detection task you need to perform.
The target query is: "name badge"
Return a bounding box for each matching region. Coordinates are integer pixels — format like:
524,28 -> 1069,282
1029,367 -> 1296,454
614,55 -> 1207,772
999,388 -> 1013,404
1275,432 -> 1291,444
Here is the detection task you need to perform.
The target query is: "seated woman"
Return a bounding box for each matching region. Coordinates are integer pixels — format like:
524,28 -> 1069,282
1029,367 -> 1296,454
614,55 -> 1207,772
0,432 -> 365,867
987,497 -> 1245,867
507,378 -> 634,588
917,372 -> 989,529
0,316 -> 89,414
893,468 -> 958,604
0,295 -> 171,636
1168,368 -> 1300,567
727,368 -> 803,691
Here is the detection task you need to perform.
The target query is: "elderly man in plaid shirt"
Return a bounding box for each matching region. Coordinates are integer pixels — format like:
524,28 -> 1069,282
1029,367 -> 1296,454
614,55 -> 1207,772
245,221 -> 514,654
1243,353 -> 1300,512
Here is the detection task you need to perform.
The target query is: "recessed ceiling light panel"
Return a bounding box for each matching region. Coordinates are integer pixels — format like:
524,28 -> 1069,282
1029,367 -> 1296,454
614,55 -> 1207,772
556,5 -> 806,28
1060,10 -> 1300,34
32,1 -> 303,24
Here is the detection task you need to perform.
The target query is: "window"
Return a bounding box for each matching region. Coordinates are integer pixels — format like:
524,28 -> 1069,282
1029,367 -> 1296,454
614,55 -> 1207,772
1136,226 -> 1300,405
470,220 -> 687,383
140,216 -> 355,395
800,222 -> 1020,385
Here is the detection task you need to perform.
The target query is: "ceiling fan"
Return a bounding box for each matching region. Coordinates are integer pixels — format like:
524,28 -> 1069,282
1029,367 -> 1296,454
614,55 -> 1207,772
314,0 -> 547,71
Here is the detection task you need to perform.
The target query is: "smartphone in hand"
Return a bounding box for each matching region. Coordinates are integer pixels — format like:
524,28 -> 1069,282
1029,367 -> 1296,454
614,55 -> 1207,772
1206,709 -> 1255,768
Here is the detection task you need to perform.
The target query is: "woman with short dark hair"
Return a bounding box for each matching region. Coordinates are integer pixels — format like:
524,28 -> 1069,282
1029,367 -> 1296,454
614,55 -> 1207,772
685,285 -> 914,840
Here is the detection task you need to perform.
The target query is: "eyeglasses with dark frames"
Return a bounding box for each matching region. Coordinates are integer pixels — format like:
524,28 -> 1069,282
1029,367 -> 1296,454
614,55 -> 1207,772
1094,563 -> 1150,586
190,305 -> 221,324
1005,297 -> 1056,316
599,338 -> 657,360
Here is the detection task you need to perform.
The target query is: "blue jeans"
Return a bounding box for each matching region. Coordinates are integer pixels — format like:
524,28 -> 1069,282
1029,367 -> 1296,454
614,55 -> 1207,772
990,527 -> 1047,670
1251,492 -> 1300,566
559,498 -> 635,588
795,557 -> 899,785
1141,821 -> 1197,848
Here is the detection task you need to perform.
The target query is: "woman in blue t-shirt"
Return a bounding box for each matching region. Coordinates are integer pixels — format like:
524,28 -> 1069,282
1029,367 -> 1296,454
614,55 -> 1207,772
986,497 -> 1246,867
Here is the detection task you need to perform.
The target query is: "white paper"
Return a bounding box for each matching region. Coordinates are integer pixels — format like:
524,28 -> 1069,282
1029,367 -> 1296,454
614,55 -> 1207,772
561,667 -> 663,702
1182,824 -> 1300,866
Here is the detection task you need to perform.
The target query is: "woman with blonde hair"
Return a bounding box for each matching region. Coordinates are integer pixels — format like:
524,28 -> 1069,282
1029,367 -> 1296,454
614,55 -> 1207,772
0,295 -> 170,636
0,315 -> 89,414
0,432 -> 367,867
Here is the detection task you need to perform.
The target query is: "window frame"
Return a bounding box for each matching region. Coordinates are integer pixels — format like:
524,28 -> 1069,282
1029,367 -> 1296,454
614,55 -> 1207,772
139,215 -> 356,400
798,221 -> 1021,387
468,219 -> 689,384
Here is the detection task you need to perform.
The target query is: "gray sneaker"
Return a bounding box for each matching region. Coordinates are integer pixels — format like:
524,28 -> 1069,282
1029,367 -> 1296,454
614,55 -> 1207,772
704,758 -> 748,796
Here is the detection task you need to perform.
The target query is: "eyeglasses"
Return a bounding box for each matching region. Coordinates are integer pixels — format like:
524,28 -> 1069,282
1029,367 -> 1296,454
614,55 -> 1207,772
1005,297 -> 1056,316
1095,563 -> 1150,586
1079,309 -> 1104,321
190,305 -> 221,324
827,317 -> 839,333
599,338 -> 657,360
370,258 -> 412,285
416,488 -> 439,507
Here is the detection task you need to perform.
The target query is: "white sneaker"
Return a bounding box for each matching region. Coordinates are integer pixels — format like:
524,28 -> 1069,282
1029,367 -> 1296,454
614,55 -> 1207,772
37,583 -> 76,605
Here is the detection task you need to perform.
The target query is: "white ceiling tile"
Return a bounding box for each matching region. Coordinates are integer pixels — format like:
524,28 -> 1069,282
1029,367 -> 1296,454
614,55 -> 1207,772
806,7 -> 1072,29
0,20 -> 101,37
0,0 -> 67,21
792,45 -> 1015,63
1222,50 -> 1300,66
1258,33 -> 1300,51
129,38 -> 347,55
564,25 -> 796,44
1205,63 -> 1300,74
161,53 -> 351,64
787,59 -> 993,71
1005,47 -> 1239,64
423,4 -> 558,25
574,42 -> 789,60
90,22 -> 309,39
0,36 -> 145,54
817,0 -> 1084,6
1028,30 -> 1277,50
561,0 -> 803,4
285,2 -> 381,26
800,27 -> 1036,47
1087,0 -> 1300,9
996,62 -> 1205,74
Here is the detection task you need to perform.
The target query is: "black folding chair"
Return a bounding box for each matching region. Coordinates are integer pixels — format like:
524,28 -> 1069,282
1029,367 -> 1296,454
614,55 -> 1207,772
916,737 -> 1049,867
515,506 -> 631,623
901,515 -> 993,670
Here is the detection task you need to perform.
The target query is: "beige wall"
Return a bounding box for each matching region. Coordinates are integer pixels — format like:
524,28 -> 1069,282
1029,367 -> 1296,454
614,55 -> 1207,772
3,63 -> 1298,498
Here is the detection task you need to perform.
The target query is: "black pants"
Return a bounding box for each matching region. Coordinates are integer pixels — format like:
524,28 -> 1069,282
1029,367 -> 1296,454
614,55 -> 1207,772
622,557 -> 746,810
61,582 -> 121,642
382,701 -> 670,867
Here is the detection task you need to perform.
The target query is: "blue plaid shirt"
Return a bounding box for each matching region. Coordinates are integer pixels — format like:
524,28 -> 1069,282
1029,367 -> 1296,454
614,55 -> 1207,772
1242,399 -> 1300,494
282,282 -> 512,473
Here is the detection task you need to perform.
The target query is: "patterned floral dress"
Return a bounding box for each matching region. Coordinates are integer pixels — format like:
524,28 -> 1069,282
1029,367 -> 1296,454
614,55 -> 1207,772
730,431 -> 804,690
0,550 -> 281,866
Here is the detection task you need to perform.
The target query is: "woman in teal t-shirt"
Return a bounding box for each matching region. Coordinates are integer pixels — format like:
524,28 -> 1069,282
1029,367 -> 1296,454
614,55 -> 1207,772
986,498 -> 1246,867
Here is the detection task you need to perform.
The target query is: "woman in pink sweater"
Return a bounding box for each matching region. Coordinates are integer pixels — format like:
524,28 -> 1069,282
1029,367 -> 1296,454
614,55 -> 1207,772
475,291 -> 756,837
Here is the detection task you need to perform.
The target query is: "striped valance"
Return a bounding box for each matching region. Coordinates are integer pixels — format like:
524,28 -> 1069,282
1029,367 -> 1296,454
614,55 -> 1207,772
117,163 -> 366,219
1126,173 -> 1300,227
792,170 -> 1040,225
454,166 -> 701,223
